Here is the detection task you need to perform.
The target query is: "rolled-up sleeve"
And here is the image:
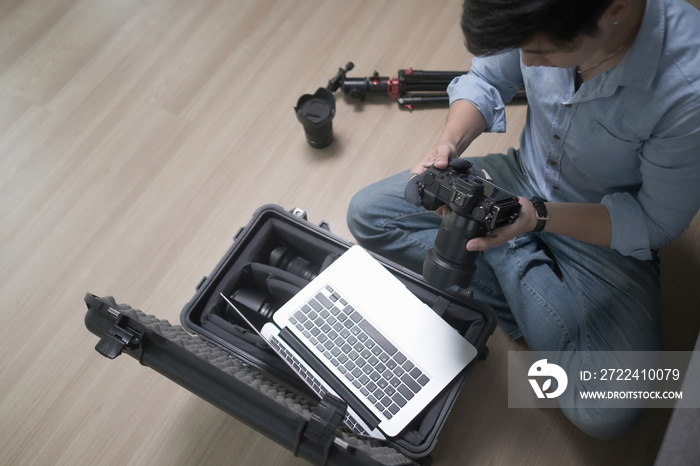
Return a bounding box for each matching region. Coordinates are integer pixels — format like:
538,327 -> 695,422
447,50 -> 524,133
602,98 -> 700,260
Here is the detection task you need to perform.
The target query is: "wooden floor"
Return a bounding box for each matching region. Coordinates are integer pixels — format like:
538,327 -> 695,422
1,1 -> 699,465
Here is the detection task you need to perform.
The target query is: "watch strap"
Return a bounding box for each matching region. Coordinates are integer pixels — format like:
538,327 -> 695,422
530,196 -> 548,233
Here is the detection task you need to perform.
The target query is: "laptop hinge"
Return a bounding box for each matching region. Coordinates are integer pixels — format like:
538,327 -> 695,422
95,314 -> 144,360
295,393 -> 347,465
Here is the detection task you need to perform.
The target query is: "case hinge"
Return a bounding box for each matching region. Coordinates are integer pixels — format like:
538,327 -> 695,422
95,314 -> 143,360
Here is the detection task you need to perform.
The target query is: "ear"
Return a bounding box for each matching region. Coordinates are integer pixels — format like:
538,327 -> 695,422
605,0 -> 633,25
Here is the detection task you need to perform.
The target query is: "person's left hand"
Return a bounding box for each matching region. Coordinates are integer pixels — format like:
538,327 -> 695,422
465,197 -> 537,251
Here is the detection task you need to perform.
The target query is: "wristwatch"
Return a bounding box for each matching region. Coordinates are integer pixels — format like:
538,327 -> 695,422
530,196 -> 548,233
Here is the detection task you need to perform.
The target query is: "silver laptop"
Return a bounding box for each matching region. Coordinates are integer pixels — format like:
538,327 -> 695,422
223,245 -> 476,439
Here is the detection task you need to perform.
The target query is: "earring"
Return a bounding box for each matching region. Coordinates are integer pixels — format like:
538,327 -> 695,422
613,21 -> 620,25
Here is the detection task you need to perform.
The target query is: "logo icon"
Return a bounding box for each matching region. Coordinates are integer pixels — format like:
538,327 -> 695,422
528,359 -> 568,399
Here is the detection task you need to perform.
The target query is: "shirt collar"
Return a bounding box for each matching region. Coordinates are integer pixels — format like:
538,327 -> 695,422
566,0 -> 664,103
619,0 -> 665,90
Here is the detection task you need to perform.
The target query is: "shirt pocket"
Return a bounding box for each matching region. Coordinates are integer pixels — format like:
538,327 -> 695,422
566,119 -> 643,187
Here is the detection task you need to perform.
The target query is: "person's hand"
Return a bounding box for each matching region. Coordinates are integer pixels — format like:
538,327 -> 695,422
465,197 -> 538,251
410,142 -> 457,178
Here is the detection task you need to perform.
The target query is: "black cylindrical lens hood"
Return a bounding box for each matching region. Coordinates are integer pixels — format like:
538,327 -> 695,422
423,248 -> 476,290
295,87 -> 336,148
422,211 -> 480,290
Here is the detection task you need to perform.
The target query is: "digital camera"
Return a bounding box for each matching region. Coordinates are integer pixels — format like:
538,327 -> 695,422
415,162 -> 521,290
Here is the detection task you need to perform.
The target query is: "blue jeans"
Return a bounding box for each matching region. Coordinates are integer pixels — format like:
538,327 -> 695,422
346,150 -> 661,439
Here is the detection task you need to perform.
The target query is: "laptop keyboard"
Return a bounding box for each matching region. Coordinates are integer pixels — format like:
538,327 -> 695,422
288,284 -> 430,421
268,335 -> 368,435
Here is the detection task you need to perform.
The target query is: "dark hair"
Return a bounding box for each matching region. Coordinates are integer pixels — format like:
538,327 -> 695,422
461,0 -> 615,56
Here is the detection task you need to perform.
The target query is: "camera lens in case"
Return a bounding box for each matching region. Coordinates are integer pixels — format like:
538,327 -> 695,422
231,288 -> 275,319
269,246 -> 319,281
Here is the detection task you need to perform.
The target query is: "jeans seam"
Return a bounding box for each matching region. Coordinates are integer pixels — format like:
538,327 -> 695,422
509,244 -> 576,350
571,264 -> 590,353
472,275 -> 503,299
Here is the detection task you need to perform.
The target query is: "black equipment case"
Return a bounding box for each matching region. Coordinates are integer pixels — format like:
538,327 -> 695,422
84,205 -> 496,465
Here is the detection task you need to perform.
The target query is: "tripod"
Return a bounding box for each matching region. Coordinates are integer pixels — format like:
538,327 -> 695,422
294,62 -> 527,148
326,62 -> 526,110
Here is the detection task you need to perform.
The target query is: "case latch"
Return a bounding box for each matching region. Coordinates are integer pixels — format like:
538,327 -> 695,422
295,393 -> 348,465
95,314 -> 142,359
290,207 -> 308,220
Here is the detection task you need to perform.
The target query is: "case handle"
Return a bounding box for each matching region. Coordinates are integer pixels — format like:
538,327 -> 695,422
294,393 -> 348,465
94,313 -> 147,362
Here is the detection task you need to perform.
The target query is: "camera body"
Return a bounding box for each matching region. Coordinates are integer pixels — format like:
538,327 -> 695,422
417,163 -> 521,290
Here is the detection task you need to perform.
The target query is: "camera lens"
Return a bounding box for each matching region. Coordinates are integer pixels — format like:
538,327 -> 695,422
270,246 -> 319,281
231,288 -> 275,319
423,210 -> 480,290
295,88 -> 335,148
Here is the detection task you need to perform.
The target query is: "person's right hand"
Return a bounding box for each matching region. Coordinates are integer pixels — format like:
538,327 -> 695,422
410,142 -> 458,178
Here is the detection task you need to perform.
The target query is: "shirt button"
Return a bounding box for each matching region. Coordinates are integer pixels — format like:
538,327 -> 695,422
552,185 -> 560,190
548,160 -> 557,166
564,104 -> 573,108
553,135 -> 561,140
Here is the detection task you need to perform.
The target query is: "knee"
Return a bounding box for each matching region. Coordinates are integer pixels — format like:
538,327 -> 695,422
346,184 -> 378,243
561,406 -> 643,440
346,170 -> 410,243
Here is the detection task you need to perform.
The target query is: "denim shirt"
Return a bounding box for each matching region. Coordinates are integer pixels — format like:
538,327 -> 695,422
448,0 -> 700,260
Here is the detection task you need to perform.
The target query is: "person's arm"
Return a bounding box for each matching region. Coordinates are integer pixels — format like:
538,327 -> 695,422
410,99 -> 487,175
466,199 -> 612,251
411,51 -> 523,175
